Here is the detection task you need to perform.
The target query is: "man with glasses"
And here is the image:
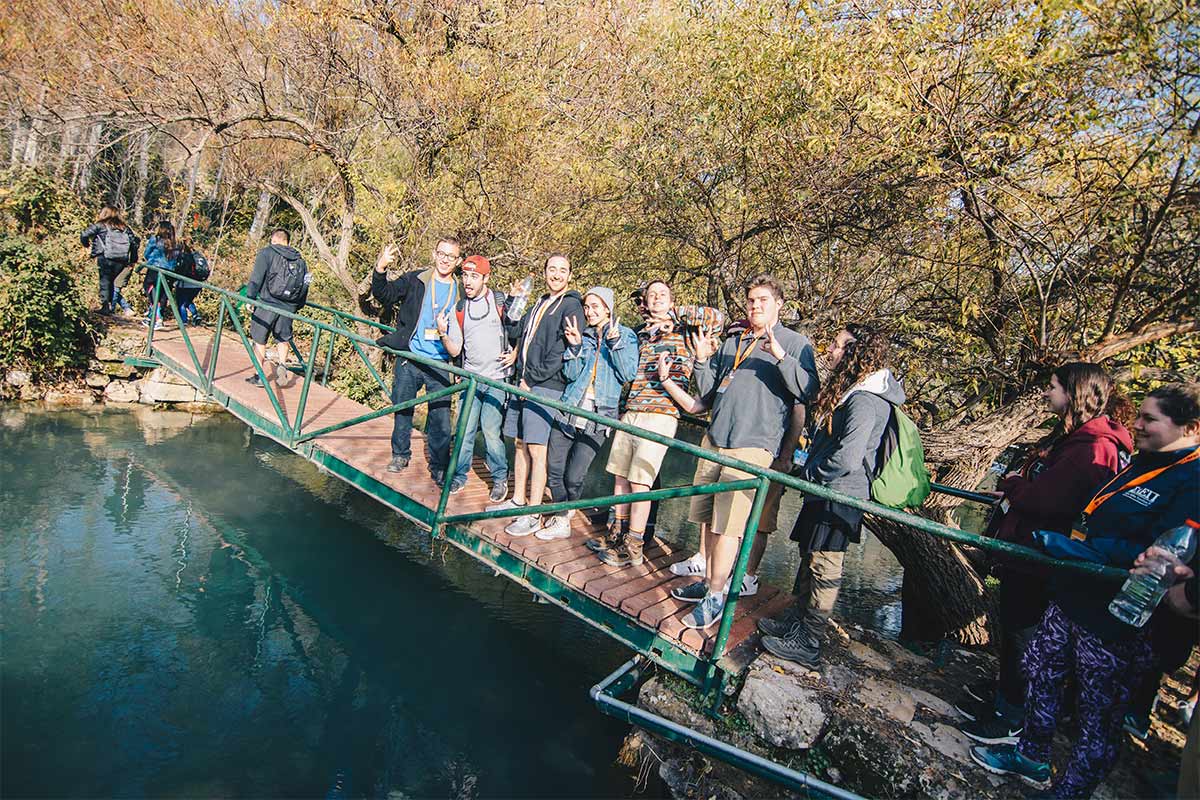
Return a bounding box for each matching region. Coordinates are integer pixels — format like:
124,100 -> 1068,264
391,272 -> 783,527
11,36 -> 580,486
371,237 -> 463,485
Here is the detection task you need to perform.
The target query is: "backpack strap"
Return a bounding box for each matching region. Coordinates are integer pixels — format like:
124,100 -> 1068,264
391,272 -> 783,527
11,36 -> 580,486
455,296 -> 466,334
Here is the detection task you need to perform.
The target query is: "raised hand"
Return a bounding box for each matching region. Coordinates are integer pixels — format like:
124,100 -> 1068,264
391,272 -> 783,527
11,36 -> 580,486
765,321 -> 786,361
688,329 -> 717,361
436,311 -> 450,335
606,317 -> 621,341
563,315 -> 582,346
376,243 -> 399,271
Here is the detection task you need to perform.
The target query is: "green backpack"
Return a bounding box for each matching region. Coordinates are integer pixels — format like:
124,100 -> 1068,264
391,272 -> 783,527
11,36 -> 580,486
871,406 -> 931,509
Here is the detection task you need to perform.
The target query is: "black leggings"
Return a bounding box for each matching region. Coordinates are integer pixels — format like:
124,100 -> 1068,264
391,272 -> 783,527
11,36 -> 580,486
546,424 -> 606,504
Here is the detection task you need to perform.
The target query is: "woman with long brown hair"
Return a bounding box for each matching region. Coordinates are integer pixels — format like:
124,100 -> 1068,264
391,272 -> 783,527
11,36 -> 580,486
957,362 -> 1131,745
140,220 -> 179,328
80,206 -> 139,316
760,323 -> 903,666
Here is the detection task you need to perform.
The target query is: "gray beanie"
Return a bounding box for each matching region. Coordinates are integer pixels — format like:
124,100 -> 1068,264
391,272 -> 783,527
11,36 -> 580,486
584,286 -> 615,315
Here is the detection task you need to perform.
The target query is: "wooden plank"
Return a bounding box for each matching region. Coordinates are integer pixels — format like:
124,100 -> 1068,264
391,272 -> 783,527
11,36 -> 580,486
705,589 -> 793,657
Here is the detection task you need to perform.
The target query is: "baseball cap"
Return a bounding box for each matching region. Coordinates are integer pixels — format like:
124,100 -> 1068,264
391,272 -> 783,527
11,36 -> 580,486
462,255 -> 491,276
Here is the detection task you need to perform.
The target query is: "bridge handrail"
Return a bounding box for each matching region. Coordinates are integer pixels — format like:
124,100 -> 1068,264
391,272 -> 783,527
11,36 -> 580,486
143,263 -> 1129,673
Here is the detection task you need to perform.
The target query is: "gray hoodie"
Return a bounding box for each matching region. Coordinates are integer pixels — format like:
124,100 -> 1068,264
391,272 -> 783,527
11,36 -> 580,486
803,369 -> 906,499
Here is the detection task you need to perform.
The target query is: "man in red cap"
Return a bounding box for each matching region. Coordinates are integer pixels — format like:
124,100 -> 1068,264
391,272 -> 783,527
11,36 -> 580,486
439,254 -> 521,499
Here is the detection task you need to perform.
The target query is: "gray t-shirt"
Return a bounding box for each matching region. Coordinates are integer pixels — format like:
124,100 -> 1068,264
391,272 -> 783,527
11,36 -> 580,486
444,292 -> 508,381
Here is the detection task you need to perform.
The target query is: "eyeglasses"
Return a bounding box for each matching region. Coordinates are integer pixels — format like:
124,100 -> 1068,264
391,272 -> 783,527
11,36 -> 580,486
436,250 -> 460,260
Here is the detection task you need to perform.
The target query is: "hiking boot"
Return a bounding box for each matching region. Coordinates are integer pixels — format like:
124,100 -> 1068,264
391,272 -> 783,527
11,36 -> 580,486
757,605 -> 804,638
963,679 -> 997,706
682,592 -> 725,630
968,744 -> 1050,789
536,513 -> 573,541
670,580 -> 709,603
1122,713 -> 1150,741
587,518 -> 625,552
449,476 -> 467,495
386,456 -> 409,473
489,481 -> 508,504
669,552 -> 706,577
599,535 -> 644,566
960,712 -> 1023,745
761,630 -> 820,667
430,469 -> 444,488
486,497 -> 523,513
505,514 -> 543,537
99,303 -> 114,316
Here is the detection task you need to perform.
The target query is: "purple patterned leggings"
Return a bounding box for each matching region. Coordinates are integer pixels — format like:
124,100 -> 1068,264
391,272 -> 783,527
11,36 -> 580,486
1017,603 -> 1155,799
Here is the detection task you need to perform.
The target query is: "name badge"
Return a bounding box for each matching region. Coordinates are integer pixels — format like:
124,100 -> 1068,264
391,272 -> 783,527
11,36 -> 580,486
999,499 -> 1010,514
716,374 -> 733,394
424,328 -> 440,341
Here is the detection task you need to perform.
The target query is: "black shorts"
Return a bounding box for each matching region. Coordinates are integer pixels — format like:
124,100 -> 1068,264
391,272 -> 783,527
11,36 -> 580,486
249,307 -> 293,344
789,497 -> 865,553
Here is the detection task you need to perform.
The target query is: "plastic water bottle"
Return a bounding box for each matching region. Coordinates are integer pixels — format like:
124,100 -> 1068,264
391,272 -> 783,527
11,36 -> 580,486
507,276 -> 534,320
1108,519 -> 1198,627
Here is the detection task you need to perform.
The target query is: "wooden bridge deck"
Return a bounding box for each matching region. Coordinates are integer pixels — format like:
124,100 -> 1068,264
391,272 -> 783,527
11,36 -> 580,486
147,322 -> 790,675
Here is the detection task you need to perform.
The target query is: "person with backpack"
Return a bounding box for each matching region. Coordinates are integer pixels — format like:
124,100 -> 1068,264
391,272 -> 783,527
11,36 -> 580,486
536,286 -> 638,541
759,324 -> 903,664
955,363 -> 1132,746
141,221 -> 179,329
969,383 -> 1200,798
173,243 -> 211,325
371,237 -> 463,484
244,229 -> 310,387
438,255 -> 521,499
80,206 -> 139,316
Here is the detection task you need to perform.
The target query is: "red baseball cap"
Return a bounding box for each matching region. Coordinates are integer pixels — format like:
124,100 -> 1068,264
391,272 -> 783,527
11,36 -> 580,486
462,255 -> 491,276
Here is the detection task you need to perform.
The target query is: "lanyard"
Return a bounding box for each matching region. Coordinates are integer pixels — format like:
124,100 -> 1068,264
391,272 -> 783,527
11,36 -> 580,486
520,294 -> 559,364
585,336 -> 603,393
1083,447 -> 1200,516
428,277 -> 457,318
732,333 -> 761,371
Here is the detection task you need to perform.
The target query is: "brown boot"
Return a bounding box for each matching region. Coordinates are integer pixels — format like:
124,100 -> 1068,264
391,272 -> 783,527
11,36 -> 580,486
586,517 -> 626,552
599,532 -> 644,567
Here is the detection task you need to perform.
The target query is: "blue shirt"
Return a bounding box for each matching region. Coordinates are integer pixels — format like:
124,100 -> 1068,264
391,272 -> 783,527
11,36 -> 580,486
408,277 -> 457,360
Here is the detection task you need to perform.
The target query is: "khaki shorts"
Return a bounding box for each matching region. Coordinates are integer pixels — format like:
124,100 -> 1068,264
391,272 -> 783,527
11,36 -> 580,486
759,482 -> 785,534
688,436 -> 774,538
606,411 -> 678,486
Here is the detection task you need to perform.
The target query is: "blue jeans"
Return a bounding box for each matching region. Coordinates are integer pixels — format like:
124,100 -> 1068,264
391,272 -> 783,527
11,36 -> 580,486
390,358 -> 453,473
453,383 -> 509,485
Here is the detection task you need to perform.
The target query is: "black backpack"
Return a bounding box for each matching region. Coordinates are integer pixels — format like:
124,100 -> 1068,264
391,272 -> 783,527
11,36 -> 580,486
191,251 -> 211,281
266,251 -> 308,302
102,227 -> 133,263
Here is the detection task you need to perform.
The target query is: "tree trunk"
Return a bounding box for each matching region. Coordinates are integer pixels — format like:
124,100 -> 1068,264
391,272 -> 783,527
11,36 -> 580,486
9,117 -> 27,168
56,119 -> 79,177
176,131 -> 211,235
247,189 -> 273,245
74,121 -> 104,194
131,131 -> 153,226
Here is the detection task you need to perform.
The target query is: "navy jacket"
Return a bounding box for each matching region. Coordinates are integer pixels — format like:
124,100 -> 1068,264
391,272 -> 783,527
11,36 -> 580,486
1054,445 -> 1200,641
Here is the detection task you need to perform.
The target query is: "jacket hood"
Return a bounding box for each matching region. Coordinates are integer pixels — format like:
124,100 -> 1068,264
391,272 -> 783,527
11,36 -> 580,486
1072,414 -> 1133,454
841,368 -> 906,406
269,244 -> 303,261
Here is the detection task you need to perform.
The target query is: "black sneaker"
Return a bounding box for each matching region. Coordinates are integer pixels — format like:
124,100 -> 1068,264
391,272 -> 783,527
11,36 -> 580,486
387,456 -> 409,473
245,374 -> 263,387
959,713 -> 1023,745
955,696 -> 995,723
757,606 -> 804,638
670,580 -> 709,603
449,476 -> 467,495
963,679 -> 997,705
489,481 -> 508,504
431,469 -> 445,487
761,632 -> 820,667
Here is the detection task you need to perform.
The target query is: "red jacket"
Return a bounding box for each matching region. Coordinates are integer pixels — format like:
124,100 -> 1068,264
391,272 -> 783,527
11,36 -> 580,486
993,415 -> 1132,549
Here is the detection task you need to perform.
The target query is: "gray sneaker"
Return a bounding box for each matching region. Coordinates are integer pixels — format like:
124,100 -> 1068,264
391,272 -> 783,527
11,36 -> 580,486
761,632 -> 820,666
671,580 -> 709,603
535,514 -> 573,541
487,497 -> 522,513
505,514 -> 543,537
448,476 -> 467,495
682,593 -> 725,630
386,456 -> 410,473
489,481 -> 508,504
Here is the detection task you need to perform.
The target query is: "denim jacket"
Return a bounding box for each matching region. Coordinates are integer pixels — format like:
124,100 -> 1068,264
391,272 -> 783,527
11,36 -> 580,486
560,324 -> 639,417
142,237 -> 177,272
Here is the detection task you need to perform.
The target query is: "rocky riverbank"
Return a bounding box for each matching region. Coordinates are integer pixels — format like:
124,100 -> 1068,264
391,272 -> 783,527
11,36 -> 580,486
2,320 -> 220,410
621,620 -> 1192,799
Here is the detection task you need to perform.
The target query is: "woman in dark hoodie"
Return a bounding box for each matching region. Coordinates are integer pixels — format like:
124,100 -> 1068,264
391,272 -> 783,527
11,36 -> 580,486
958,362 -> 1132,744
81,206 -> 139,316
760,324 -> 902,667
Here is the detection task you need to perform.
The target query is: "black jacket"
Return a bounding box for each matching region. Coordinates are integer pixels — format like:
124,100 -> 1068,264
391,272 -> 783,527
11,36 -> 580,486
371,267 -> 463,354
81,223 -> 140,265
247,244 -> 309,310
511,290 -> 583,390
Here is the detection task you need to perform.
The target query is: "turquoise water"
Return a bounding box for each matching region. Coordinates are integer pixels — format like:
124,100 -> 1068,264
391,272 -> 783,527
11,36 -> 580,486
0,407 -> 635,798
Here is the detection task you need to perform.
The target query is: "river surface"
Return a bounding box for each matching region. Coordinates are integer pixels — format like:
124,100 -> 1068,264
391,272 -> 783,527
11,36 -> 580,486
0,406 -> 904,797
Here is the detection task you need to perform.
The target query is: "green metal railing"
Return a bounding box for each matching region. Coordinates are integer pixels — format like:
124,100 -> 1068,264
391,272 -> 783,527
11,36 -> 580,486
139,265 -> 1130,683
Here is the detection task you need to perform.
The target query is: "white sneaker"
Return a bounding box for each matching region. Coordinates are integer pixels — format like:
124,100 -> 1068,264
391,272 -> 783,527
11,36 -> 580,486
487,498 -> 523,513
505,514 -> 543,537
669,552 -> 707,577
739,573 -> 759,597
535,514 -> 573,541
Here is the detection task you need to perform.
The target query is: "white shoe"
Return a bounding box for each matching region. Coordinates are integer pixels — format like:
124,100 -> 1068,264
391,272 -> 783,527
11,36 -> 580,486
505,514 -> 543,537
487,498 -> 523,513
535,514 -> 573,541
739,573 -> 759,597
669,552 -> 706,577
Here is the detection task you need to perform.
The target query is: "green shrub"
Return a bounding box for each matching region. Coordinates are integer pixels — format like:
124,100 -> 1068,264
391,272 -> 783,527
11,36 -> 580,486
0,233 -> 95,375
0,169 -> 87,237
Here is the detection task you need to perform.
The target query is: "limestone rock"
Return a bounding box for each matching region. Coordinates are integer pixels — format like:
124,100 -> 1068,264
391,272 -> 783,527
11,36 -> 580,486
146,367 -> 192,387
847,640 -> 892,671
855,676 -> 917,724
909,721 -> 975,768
19,384 -> 42,401
92,358 -> 138,378
737,664 -> 826,748
139,369 -> 200,403
5,369 -> 31,387
103,380 -> 141,404
94,345 -> 122,362
85,371 -> 110,389
43,389 -> 96,406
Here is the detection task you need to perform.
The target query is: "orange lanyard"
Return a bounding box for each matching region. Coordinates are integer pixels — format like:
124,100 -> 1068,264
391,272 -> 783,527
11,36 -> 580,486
520,295 -> 557,363
1083,447 -> 1200,516
732,334 -> 761,371
585,336 -> 602,392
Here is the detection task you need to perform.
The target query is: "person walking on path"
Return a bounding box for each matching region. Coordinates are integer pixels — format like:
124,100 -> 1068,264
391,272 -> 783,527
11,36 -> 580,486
537,286 -> 638,542
668,274 -> 819,631
439,254 -> 520,499
140,220 -> 179,329
969,383 -> 1200,799
371,237 -> 463,485
244,229 -> 310,387
81,206 -> 139,316
487,254 -> 583,537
